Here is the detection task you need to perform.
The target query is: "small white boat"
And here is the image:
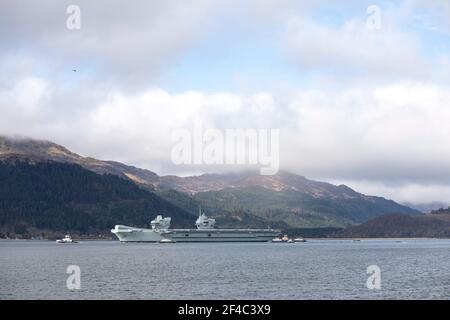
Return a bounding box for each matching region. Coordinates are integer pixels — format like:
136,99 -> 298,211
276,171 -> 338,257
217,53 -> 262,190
159,238 -> 176,243
294,237 -> 306,243
56,235 -> 77,243
271,238 -> 283,243
287,239 -> 294,243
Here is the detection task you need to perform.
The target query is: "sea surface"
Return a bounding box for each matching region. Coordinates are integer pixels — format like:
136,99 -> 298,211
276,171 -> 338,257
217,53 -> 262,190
1,239 -> 450,300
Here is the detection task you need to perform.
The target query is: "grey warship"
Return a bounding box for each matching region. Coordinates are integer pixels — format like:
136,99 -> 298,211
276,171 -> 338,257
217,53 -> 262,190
111,209 -> 280,242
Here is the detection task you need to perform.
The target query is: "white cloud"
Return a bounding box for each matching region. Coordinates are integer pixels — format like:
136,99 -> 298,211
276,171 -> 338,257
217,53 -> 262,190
284,82 -> 450,183
2,74 -> 450,205
329,180 -> 450,208
284,16 -> 428,79
0,0 -> 219,88
0,77 -> 51,126
1,0 -> 450,206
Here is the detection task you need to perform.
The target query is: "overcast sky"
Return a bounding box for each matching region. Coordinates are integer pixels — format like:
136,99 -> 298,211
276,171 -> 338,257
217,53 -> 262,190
1,0 -> 450,206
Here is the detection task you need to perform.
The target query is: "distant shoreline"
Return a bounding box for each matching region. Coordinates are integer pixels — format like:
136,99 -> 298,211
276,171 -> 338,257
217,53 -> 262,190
1,237 -> 450,242
311,237 -> 450,240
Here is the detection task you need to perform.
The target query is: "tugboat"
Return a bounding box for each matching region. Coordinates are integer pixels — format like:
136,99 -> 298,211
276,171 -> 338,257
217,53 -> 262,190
56,235 -> 77,243
272,235 -> 290,243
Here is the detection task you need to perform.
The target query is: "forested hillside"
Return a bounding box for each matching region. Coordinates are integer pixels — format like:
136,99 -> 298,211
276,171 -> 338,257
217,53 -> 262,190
0,160 -> 195,238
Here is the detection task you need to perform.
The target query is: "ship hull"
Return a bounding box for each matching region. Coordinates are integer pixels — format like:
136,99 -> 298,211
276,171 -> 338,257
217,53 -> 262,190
111,225 -> 280,243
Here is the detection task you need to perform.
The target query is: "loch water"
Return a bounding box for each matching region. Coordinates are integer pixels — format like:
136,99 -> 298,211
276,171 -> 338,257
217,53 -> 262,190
1,239 -> 449,299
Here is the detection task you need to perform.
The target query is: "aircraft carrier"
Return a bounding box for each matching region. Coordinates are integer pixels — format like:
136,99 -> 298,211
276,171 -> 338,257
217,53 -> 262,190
111,209 -> 280,242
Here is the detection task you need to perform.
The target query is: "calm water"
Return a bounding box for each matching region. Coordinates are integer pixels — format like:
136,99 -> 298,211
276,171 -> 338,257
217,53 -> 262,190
1,239 -> 450,300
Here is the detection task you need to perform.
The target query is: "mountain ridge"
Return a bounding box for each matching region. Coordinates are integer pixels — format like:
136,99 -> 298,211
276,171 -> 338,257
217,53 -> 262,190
0,135 -> 407,201
0,135 -> 419,229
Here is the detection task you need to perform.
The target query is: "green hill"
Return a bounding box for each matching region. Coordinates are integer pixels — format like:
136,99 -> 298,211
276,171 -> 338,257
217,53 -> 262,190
338,212 -> 450,238
0,136 -> 420,232
192,186 -> 418,228
0,159 -> 195,238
